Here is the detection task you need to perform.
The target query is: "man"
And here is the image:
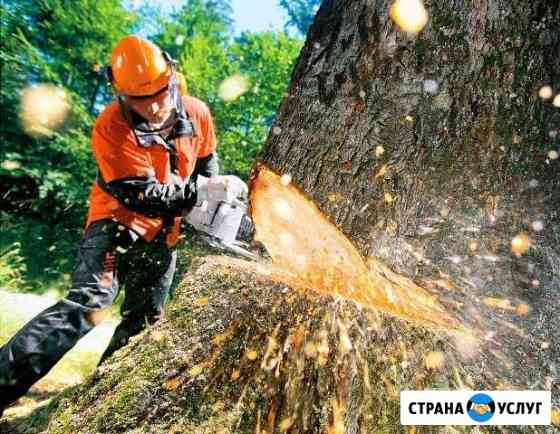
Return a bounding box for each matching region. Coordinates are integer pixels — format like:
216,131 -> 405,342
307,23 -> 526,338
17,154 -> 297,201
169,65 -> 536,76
0,35 -> 241,413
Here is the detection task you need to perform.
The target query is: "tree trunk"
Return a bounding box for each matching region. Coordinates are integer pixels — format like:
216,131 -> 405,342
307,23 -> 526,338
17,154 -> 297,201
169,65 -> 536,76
256,0 -> 559,429
262,0 -> 558,258
89,78 -> 101,115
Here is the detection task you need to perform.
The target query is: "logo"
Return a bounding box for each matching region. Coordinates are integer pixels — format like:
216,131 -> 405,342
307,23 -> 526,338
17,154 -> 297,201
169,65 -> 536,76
400,391 -> 551,425
467,393 -> 495,422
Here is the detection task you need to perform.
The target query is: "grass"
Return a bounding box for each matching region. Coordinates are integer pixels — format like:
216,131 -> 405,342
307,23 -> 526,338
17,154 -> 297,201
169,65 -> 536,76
0,242 -> 29,292
0,212 -> 80,296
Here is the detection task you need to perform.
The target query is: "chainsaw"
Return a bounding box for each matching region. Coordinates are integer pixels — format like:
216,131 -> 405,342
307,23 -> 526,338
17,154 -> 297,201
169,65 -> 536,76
183,175 -> 258,260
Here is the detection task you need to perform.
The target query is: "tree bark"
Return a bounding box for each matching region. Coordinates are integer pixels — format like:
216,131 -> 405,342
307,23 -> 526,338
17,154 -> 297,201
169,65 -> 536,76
257,0 -> 560,429
261,0 -> 558,260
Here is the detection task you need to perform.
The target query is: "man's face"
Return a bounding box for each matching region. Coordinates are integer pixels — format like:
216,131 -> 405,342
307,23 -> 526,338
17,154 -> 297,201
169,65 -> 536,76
125,87 -> 174,126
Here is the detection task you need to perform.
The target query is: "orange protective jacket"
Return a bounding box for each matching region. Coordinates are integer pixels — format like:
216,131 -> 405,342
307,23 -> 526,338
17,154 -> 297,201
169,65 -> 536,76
86,96 -> 217,247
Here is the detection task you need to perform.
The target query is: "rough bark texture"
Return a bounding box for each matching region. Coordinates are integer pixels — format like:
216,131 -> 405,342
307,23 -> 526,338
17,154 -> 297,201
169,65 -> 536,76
258,0 -> 560,427
263,0 -> 558,256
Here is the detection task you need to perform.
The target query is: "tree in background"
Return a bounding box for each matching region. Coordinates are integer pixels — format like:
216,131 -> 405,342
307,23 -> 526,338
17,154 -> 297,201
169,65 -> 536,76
154,0 -> 233,110
0,0 -> 136,290
279,0 -> 321,36
155,0 -> 302,177
1,0 -> 136,221
214,32 -> 302,176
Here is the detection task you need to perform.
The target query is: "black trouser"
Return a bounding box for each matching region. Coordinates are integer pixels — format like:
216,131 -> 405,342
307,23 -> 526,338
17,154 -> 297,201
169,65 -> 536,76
0,219 -> 176,408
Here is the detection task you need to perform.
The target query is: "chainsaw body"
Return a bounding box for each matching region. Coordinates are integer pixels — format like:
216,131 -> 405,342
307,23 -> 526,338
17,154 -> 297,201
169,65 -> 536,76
183,176 -> 256,259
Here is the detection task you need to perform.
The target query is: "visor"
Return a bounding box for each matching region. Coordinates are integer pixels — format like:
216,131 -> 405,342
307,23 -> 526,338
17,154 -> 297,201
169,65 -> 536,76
117,70 -> 196,148
127,84 -> 170,100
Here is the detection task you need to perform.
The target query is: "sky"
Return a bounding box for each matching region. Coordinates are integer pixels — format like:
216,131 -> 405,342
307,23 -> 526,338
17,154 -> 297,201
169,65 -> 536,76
131,0 -> 288,34
231,0 -> 287,34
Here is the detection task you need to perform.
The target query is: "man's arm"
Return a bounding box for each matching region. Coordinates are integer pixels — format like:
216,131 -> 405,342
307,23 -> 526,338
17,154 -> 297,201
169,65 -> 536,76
98,173 -> 197,218
93,122 -> 197,218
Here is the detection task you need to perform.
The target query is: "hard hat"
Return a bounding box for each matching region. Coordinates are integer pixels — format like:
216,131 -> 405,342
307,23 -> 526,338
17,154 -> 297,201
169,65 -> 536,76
110,35 -> 171,97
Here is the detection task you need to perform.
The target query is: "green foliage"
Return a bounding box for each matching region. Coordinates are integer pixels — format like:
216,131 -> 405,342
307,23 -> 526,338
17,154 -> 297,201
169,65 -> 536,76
279,0 -> 321,36
0,242 -> 28,291
216,32 -> 302,176
155,0 -> 302,177
0,0 -> 136,293
0,0 -> 136,222
0,213 -> 77,294
154,0 -> 233,107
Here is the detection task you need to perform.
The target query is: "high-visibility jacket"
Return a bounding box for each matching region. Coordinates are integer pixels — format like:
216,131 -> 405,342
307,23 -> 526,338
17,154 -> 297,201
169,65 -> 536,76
86,95 -> 217,247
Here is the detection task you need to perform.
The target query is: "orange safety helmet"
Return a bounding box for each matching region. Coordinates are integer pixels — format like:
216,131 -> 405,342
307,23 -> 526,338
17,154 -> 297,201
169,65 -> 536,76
110,35 -> 171,97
